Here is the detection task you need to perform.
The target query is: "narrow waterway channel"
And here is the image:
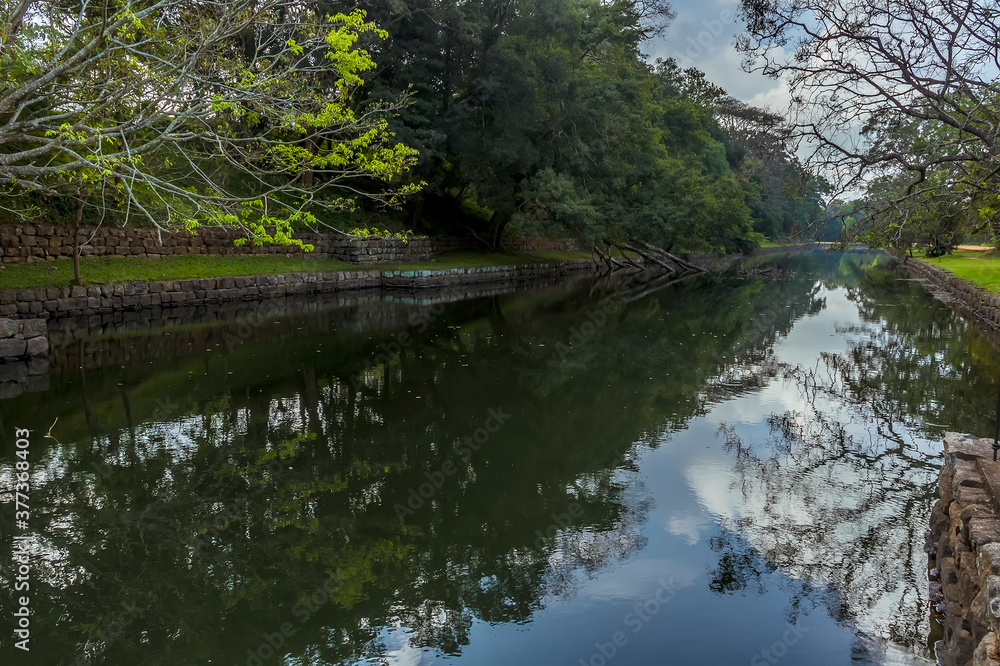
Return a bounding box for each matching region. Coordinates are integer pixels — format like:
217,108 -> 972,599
3,250 -> 998,665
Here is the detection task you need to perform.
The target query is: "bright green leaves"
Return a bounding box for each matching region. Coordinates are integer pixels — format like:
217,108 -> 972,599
347,227 -> 415,243
323,11 -> 388,92
0,1 -> 420,250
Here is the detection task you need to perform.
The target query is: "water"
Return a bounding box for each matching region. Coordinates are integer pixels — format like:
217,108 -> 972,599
2,251 -> 998,665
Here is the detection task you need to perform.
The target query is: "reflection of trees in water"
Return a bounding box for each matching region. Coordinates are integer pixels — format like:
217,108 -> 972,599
699,255 -> 992,654
1,253 -> 905,664
707,526 -> 852,629
712,400 -> 931,649
708,524 -> 777,596
831,255 -> 1000,437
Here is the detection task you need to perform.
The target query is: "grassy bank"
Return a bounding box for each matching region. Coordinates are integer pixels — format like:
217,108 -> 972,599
0,251 -> 592,291
918,249 -> 1000,292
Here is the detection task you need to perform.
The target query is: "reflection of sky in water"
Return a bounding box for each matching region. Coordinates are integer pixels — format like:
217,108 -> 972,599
367,281 -> 934,664
4,257 -> 965,666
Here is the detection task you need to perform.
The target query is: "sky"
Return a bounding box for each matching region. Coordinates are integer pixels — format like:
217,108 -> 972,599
644,0 -> 791,110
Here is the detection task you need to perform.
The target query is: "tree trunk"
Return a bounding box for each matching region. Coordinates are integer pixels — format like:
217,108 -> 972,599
491,214 -> 509,250
301,130 -> 318,188
72,197 -> 85,286
411,197 -> 425,228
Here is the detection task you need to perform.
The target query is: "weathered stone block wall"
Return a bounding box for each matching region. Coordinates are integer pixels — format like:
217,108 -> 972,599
0,317 -> 49,399
0,223 -> 582,264
905,257 -> 1000,340
0,224 -> 445,264
0,258 -> 596,321
928,433 -> 1000,666
0,318 -> 48,360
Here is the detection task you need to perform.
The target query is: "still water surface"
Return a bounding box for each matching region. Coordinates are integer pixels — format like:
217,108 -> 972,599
2,251 -> 998,665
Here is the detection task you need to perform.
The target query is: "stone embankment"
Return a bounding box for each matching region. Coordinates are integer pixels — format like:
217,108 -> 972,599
928,433 -> 1000,666
0,317 -> 49,398
1,259 -> 596,320
904,258 -> 1000,342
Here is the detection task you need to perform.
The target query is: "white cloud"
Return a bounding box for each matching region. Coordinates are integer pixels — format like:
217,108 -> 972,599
644,0 -> 790,108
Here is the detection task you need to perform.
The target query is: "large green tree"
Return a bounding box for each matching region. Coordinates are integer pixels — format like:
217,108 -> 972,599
0,0 -> 418,281
336,0 -> 778,252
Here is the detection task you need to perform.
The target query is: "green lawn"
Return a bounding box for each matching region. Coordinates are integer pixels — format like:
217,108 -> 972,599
918,249 -> 1000,292
0,250 -> 593,291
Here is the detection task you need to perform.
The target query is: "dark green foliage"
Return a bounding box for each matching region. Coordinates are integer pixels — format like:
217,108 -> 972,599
331,0 -> 819,252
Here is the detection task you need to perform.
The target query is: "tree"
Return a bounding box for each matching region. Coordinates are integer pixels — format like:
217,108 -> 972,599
735,0 -> 1000,243
0,0 -> 418,283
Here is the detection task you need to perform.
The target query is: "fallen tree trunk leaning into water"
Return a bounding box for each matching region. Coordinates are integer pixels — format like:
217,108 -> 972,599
617,243 -> 677,276
591,239 -> 709,278
609,244 -> 646,272
630,239 -> 708,274
592,244 -> 629,273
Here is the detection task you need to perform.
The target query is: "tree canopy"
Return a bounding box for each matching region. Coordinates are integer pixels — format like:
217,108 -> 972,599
0,0 -> 824,253
735,0 -> 1000,250
0,0 -> 418,244
330,0 -> 824,251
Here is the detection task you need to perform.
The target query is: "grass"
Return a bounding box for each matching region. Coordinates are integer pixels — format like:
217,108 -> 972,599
0,250 -> 594,291
918,248 -> 1000,293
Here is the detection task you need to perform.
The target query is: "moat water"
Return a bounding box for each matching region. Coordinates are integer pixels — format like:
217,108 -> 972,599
2,251 -> 996,665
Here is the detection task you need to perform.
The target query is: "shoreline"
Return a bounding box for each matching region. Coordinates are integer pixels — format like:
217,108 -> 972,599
0,257 -> 598,321
902,256 -> 1000,346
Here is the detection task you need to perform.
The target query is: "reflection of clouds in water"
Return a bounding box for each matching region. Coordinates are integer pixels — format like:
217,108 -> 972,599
687,415 -> 930,650
682,283 -> 934,660
772,286 -> 854,368
582,558 -> 700,601
667,513 -> 709,545
720,373 -> 811,426
368,629 -> 424,666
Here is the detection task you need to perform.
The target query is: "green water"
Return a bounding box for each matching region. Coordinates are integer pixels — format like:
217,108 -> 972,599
2,251 -> 997,665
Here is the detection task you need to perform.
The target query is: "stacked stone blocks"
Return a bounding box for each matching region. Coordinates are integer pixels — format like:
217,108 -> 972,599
0,224 -> 583,264
929,433 -> 1000,666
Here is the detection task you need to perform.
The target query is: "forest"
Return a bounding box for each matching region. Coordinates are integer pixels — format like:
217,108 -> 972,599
0,0 -> 824,253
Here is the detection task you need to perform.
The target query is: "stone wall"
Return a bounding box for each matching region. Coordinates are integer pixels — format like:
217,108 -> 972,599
0,318 -> 48,359
0,317 -> 49,399
0,258 -> 597,321
928,433 -> 1000,666
904,257 -> 1000,342
0,223 -> 583,264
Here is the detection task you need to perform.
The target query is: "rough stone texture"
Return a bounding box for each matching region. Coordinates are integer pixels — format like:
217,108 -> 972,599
24,335 -> 47,357
929,433 -> 1000,665
905,257 -> 1000,346
0,223 -> 584,265
0,316 -> 50,398
0,259 -> 598,322
974,633 -> 1000,666
0,337 -> 26,358
0,319 -> 17,338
